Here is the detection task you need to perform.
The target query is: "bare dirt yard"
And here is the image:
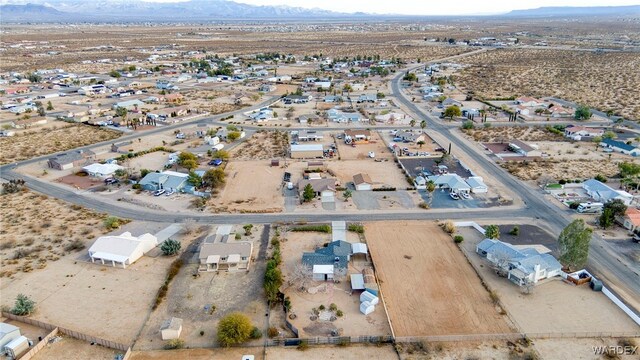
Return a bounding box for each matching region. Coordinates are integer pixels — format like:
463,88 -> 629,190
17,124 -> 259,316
0,189 -> 123,278
365,221 -> 514,337
212,160 -> 285,213
335,131 -> 394,160
456,48 -> 640,121
326,160 -> 409,190
0,123 -> 121,164
131,344 -> 399,360
31,336 -> 122,360
457,227 -> 640,335
231,130 -> 289,160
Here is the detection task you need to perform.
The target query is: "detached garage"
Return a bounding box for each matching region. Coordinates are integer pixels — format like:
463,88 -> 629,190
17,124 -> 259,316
290,144 -> 323,159
353,173 -> 373,191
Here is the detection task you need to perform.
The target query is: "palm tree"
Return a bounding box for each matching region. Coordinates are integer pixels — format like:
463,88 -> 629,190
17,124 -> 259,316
420,120 -> 426,132
409,119 -> 416,128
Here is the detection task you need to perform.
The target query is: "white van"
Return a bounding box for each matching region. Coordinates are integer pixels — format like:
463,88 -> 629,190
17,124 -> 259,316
577,202 -> 604,213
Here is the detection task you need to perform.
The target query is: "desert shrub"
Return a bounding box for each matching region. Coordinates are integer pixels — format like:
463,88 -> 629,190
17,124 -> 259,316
454,235 -> 464,243
329,303 -> 338,311
297,340 -> 309,351
290,225 -> 331,233
509,226 -> 520,236
235,233 -> 242,240
250,326 -> 263,339
419,202 -> 430,209
336,309 -> 344,317
461,120 -> 474,130
64,239 -> 85,252
103,216 -> 121,229
164,339 -> 185,350
441,221 -> 456,234
318,304 -> 325,311
267,327 -> 279,338
347,224 -> 364,233
217,312 -> 254,347
11,294 -> 35,316
489,290 -> 500,305
161,239 -> 181,256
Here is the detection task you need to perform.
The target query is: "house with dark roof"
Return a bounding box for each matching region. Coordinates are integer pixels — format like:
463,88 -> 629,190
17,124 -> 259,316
302,240 -> 352,281
476,238 -> 562,286
47,149 -> 95,170
600,138 -> 640,156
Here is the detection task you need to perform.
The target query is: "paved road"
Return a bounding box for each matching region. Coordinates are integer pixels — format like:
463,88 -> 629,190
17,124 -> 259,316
391,65 -> 640,316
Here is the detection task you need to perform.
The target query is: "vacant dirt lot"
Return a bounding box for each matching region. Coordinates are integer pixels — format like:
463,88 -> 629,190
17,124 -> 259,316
0,123 -> 121,164
213,160 -> 284,213
31,336 -> 122,360
327,160 -> 408,189
468,126 -> 563,143
365,221 -> 513,337
457,49 -> 640,120
458,227 -> 640,334
336,131 -> 393,160
231,130 -> 289,160
0,189 -> 119,278
501,159 -> 621,181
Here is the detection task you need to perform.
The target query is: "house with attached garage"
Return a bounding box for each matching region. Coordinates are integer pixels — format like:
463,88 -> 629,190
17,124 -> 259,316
198,227 -> 253,272
138,170 -> 190,193
432,173 -> 471,194
302,240 -> 352,281
583,178 -> 633,206
395,130 -> 426,143
476,238 -> 562,286
564,125 -> 604,140
328,109 -> 363,123
356,94 -> 377,103
88,232 -> 158,268
297,177 -> 337,198
344,129 -> 371,144
515,96 -> 544,107
82,163 -> 124,178
599,138 -> 640,156
616,207 -> 640,232
47,149 -> 95,170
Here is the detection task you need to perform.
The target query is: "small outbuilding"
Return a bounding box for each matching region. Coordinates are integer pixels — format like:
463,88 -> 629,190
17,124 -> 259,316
359,290 -> 379,305
0,323 -> 21,349
353,173 -> 373,191
360,301 -> 375,315
290,144 -> 324,159
160,317 -> 183,340
88,232 -> 158,268
82,163 -> 124,178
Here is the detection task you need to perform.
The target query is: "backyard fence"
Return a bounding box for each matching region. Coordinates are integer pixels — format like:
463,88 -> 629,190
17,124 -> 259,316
15,327 -> 59,360
395,331 -> 640,343
265,335 -> 393,347
2,312 -> 131,353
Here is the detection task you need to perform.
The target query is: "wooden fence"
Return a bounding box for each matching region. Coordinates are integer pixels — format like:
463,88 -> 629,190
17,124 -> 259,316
16,327 -> 59,360
2,312 -> 131,353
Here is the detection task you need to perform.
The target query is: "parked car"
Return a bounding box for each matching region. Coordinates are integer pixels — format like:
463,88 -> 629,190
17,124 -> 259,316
460,192 -> 471,199
153,189 -> 166,196
417,152 -> 430,156
104,178 -> 119,185
435,147 -> 446,153
165,189 -> 175,196
368,151 -> 375,158
208,159 -> 223,166
449,192 -> 460,200
176,133 -> 185,139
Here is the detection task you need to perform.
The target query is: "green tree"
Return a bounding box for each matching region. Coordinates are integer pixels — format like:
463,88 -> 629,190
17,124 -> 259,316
161,239 -> 181,256
302,184 -> 315,202
217,312 -> 254,347
619,162 -> 640,177
409,119 -> 416,128
598,199 -> 627,229
343,189 -> 352,201
461,120 -> 474,130
558,219 -> 592,271
11,294 -> 36,316
420,120 -> 427,131
602,131 -> 616,140
115,106 -> 128,118
188,171 -> 203,188
484,225 -> 500,239
109,69 -> 121,78
574,105 -> 592,120
46,101 -> 54,111
243,224 -> 253,236
178,152 -> 198,170
227,131 -> 241,141
444,105 -> 462,120
417,140 -> 425,148
264,260 -> 283,303
203,168 -> 226,188
27,73 -> 42,83
403,73 -> 417,82
212,150 -> 230,160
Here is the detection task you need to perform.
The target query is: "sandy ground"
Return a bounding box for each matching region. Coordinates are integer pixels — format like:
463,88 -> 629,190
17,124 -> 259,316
364,221 -> 514,337
0,190 -> 118,279
0,123 -> 121,164
214,160 -> 285,212
279,230 -> 391,338
458,227 -> 640,335
31,336 -> 122,360
395,340 -> 535,360
231,130 -> 289,160
131,344 -> 399,360
326,160 -> 409,189
335,131 -> 394,161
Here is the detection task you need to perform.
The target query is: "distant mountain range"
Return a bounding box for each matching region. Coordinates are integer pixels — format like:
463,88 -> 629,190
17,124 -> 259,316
1,1 -> 639,22
505,5 -> 640,17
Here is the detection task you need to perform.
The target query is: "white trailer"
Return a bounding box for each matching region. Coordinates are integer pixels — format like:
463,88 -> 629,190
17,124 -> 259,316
4,336 -> 29,360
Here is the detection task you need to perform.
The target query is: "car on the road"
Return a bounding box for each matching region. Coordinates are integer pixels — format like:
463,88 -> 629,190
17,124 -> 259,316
435,147 -> 446,153
153,189 -> 166,196
208,159 -> 223,166
449,192 -> 460,200
165,189 -> 175,196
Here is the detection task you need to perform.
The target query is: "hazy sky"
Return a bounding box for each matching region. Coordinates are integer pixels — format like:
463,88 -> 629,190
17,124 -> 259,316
227,0 -> 640,15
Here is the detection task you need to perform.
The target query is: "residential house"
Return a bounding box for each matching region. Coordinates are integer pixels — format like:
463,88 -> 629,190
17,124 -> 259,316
327,109 -> 362,123
292,130 -> 324,142
356,94 -> 377,103
283,94 -> 312,104
515,96 -> 544,107
476,238 -> 562,286
258,84 -> 276,92
323,95 -> 342,103
198,228 -> 253,272
508,139 -> 542,157
515,105 -> 530,116
47,149 -> 95,170
616,207 -> 640,232
297,178 -> 337,198
583,179 -> 633,205
395,130 -> 426,143
82,163 -> 124,178
298,114 -> 321,124
302,240 -> 352,281
353,173 -> 373,191
442,98 -> 462,107
78,84 -> 108,95
465,176 -> 488,193
8,104 -> 36,114
12,116 -> 47,129
432,173 -> 471,194
344,129 -> 371,143
564,125 -> 604,139
113,99 -> 145,111
88,232 -> 158,268
139,170 -> 190,193
248,108 -> 275,122
549,105 -> 574,118
600,138 -> 640,156
290,144 -> 324,159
